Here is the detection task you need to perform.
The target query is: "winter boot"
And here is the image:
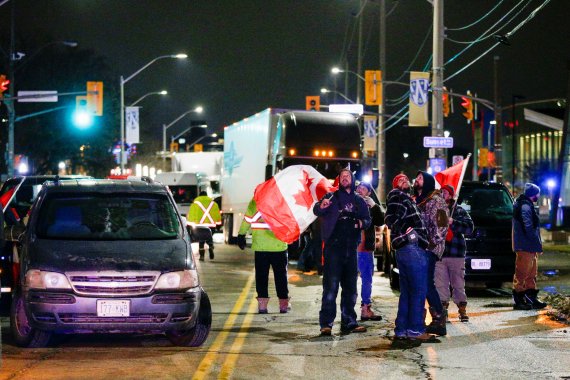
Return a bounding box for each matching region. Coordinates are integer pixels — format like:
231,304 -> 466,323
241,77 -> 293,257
442,301 -> 450,323
513,290 -> 532,310
209,247 -> 215,260
524,289 -> 547,309
426,307 -> 447,336
279,298 -> 291,313
458,302 -> 469,322
199,248 -> 205,261
257,297 -> 270,314
360,304 -> 382,321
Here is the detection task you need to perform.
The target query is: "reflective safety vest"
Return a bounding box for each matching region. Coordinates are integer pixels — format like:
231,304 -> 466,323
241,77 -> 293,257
187,196 -> 221,228
244,211 -> 270,230
238,198 -> 287,252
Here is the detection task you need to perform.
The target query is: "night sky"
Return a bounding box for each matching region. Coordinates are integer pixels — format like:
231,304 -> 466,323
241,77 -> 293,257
1,0 -> 569,175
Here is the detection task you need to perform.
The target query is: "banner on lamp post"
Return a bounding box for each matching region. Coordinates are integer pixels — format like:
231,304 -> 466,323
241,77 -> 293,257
408,71 -> 430,127
363,115 -> 377,151
125,106 -> 140,144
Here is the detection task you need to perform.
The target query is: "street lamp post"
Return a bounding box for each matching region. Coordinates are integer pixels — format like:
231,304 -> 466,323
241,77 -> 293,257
119,54 -> 187,173
129,90 -> 167,107
161,107 -> 204,170
320,88 -> 355,104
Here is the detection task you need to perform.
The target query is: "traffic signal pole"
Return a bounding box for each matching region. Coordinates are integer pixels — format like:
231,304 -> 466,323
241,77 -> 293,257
431,0 -> 445,161
7,0 -> 16,177
377,0 -> 386,200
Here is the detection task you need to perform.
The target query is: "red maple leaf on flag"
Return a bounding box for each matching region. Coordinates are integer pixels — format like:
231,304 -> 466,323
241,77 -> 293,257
293,170 -> 315,210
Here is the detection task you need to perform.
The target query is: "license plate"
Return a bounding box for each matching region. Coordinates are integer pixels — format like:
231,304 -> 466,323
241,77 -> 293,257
471,259 -> 491,270
97,300 -> 130,317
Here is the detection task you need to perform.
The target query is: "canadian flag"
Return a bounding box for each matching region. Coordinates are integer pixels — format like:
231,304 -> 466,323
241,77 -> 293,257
254,165 -> 335,243
434,153 -> 471,198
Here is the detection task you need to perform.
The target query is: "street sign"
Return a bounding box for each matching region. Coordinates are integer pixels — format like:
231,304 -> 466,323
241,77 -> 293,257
17,90 -> 58,102
328,103 -> 364,115
423,136 -> 453,148
452,155 -> 464,165
429,158 -> 446,174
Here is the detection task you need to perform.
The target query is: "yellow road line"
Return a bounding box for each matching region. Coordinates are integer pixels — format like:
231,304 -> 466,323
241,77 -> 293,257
192,272 -> 255,380
218,296 -> 258,379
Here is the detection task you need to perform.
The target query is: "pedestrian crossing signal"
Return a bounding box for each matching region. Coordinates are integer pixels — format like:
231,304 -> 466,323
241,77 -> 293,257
306,96 -> 320,111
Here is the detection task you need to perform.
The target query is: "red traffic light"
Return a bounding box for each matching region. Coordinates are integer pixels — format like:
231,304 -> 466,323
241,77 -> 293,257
0,74 -> 10,94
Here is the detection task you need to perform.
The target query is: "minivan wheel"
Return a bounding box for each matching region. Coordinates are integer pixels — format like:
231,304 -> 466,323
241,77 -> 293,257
10,292 -> 52,348
167,290 -> 212,347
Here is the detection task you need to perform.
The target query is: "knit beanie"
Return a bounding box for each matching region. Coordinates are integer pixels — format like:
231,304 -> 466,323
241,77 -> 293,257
392,173 -> 409,189
524,183 -> 540,198
442,184 -> 455,197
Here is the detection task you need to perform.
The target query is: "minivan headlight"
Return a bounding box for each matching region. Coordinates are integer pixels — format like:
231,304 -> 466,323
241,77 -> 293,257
25,270 -> 72,290
155,270 -> 199,290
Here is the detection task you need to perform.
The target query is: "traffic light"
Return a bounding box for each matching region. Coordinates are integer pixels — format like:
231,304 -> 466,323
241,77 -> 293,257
170,142 -> 179,152
73,96 -> 94,128
0,74 -> 10,99
306,96 -> 320,111
442,87 -> 450,117
365,70 -> 382,106
478,147 -> 489,168
86,81 -> 103,116
461,91 -> 474,122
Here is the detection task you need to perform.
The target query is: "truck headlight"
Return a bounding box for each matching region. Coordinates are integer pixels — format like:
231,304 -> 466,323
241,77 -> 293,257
25,270 -> 72,290
155,270 -> 199,290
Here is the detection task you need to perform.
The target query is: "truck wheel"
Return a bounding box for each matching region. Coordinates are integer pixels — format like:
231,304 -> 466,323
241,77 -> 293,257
10,291 -> 52,348
167,290 -> 212,347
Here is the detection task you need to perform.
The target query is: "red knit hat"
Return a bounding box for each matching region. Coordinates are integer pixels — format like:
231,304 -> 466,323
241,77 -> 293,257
392,173 -> 409,189
442,184 -> 455,197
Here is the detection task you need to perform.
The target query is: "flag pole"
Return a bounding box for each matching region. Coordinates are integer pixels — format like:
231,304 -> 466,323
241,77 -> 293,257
450,153 -> 472,216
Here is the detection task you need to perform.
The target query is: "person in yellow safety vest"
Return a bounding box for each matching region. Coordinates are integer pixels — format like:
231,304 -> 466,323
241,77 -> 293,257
237,198 -> 290,314
187,191 -> 221,261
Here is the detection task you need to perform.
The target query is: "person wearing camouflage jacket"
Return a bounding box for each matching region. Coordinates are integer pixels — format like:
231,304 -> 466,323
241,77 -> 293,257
414,171 -> 449,336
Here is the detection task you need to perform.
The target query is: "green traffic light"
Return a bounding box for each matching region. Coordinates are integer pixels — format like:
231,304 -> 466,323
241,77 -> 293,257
73,109 -> 93,129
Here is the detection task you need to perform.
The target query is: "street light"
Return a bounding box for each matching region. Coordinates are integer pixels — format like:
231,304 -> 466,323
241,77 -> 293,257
120,53 -> 188,173
129,90 -> 167,107
162,106 -> 204,168
3,34 -> 78,177
320,88 -> 355,104
331,67 -> 365,81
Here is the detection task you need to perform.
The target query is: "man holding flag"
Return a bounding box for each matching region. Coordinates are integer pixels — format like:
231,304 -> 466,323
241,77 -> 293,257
313,168 -> 371,336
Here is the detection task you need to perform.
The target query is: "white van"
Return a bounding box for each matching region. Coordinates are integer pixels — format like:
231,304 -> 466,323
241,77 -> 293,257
154,171 -> 213,216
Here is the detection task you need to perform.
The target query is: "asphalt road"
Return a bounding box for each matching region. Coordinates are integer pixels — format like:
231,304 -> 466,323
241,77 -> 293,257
0,241 -> 569,380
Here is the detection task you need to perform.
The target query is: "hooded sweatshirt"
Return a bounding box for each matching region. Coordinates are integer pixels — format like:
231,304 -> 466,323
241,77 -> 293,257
415,171 -> 449,257
313,169 -> 371,243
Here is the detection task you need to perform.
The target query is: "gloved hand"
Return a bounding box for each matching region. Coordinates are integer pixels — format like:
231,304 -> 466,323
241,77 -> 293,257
363,196 -> 376,208
237,234 -> 247,250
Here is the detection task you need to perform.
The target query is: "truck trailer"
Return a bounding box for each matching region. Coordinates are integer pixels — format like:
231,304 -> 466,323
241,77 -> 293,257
221,108 -> 362,243
171,151 -> 223,197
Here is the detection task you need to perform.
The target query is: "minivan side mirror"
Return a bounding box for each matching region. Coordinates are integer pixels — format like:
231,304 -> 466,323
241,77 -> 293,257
4,224 -> 26,242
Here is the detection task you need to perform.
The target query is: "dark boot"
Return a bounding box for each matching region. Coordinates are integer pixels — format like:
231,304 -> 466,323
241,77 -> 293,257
209,248 -> 215,260
513,290 -> 532,310
442,301 -> 450,323
199,248 -> 205,261
426,307 -> 447,336
524,289 -> 547,309
458,302 -> 469,322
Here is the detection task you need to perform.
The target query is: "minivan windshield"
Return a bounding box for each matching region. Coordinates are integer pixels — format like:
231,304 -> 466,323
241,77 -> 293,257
457,186 -> 513,220
36,193 -> 182,240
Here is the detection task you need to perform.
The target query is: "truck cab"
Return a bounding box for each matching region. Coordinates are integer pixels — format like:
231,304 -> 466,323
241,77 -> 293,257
154,172 -> 213,216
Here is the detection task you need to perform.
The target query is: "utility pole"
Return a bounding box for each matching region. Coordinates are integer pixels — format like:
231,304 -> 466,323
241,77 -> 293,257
356,0 -> 364,105
377,0 -> 386,200
432,0 -> 445,161
6,0 -> 16,177
493,56 -> 503,183
551,60 -> 570,228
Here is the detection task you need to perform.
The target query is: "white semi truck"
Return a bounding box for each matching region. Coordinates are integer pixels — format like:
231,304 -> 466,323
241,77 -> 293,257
221,108 -> 362,244
171,151 -> 223,197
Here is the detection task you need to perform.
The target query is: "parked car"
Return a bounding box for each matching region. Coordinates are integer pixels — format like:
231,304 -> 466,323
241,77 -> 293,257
0,175 -> 93,311
387,181 -> 515,289
7,178 -> 211,347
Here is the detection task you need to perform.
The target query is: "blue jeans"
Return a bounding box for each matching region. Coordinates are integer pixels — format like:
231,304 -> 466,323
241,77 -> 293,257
426,251 -> 443,314
357,251 -> 374,305
395,243 -> 428,338
319,240 -> 359,329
